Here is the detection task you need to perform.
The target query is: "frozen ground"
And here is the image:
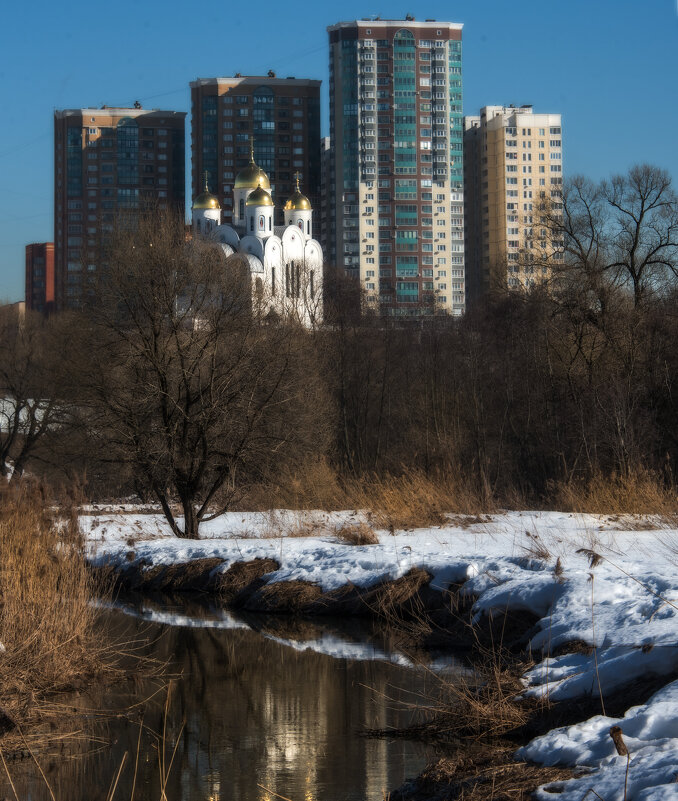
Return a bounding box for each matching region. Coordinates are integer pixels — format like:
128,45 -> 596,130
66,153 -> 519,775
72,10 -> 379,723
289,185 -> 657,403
85,508 -> 678,799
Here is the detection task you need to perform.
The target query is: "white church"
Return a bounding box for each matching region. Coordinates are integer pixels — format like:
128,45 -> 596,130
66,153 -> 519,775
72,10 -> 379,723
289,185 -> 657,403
192,149 -> 323,327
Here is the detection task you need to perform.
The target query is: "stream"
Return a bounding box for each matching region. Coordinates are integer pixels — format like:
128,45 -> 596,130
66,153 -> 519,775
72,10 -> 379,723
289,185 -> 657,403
6,597 -> 463,801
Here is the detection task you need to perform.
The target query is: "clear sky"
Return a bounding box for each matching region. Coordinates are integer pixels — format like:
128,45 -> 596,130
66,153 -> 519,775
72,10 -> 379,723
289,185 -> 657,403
0,0 -> 676,302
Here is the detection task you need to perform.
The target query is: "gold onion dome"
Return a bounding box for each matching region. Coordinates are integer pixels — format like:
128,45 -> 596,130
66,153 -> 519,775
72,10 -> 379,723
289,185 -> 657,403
193,174 -> 220,209
246,183 -> 274,207
284,173 -> 312,210
193,189 -> 220,210
235,141 -> 271,190
235,163 -> 271,190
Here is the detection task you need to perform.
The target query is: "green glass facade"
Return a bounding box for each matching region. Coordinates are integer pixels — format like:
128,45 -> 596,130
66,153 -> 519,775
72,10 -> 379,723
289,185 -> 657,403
329,20 -> 465,315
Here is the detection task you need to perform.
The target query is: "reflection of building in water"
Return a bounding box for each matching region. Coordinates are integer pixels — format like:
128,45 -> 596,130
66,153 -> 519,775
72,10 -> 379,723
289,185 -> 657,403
5,617 -> 429,801
204,771 -> 220,801
166,623 -> 426,801
192,144 -> 323,329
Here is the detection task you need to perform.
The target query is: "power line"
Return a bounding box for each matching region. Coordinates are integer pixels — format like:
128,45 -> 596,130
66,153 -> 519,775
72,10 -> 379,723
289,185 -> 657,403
0,132 -> 51,161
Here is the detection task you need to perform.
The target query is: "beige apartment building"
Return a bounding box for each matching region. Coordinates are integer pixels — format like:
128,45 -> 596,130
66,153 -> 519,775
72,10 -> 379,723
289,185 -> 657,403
464,105 -> 563,304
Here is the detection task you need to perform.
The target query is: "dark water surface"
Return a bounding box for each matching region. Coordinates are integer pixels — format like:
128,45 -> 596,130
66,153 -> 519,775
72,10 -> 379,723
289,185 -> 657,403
7,600 -> 453,801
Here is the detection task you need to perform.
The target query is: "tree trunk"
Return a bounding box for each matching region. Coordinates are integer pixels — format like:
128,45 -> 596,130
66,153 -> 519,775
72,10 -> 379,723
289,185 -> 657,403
180,493 -> 199,539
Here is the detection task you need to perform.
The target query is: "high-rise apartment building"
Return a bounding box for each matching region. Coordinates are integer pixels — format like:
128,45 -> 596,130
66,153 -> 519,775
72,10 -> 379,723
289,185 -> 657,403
190,76 -> 321,227
464,105 -> 563,303
54,106 -> 186,310
25,243 -> 55,315
319,136 -> 333,260
328,19 -> 465,316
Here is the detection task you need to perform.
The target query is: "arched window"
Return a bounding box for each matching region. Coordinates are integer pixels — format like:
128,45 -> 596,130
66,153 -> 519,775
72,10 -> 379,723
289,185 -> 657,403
250,216 -> 254,232
258,214 -> 265,231
393,29 -> 415,45
269,216 -> 272,231
298,219 -> 303,231
196,219 -> 201,233
307,220 -> 310,235
310,269 -> 315,298
239,199 -> 244,219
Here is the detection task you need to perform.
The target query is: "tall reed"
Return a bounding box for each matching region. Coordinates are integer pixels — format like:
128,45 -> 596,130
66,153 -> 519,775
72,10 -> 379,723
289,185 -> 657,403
0,484 -> 106,719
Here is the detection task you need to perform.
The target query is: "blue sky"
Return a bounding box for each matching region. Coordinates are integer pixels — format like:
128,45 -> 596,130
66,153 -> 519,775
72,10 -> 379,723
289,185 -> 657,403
0,0 -> 676,302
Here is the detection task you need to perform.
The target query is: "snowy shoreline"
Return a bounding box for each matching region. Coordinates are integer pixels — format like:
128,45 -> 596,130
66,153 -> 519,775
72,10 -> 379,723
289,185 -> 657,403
85,508 -> 678,800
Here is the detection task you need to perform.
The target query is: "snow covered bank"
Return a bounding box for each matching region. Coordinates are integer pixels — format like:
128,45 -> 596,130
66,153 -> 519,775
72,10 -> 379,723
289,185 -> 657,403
85,508 -> 678,797
521,679 -> 678,800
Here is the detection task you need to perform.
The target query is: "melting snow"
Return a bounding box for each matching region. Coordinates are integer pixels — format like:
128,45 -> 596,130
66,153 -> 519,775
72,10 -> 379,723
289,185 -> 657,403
86,508 -> 678,796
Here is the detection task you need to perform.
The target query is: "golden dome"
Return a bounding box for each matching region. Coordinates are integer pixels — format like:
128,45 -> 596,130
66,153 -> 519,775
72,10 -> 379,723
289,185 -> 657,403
235,163 -> 271,190
284,191 -> 311,211
246,184 -> 274,207
193,191 -> 221,210
234,140 -> 270,190
193,173 -> 220,209
284,172 -> 311,211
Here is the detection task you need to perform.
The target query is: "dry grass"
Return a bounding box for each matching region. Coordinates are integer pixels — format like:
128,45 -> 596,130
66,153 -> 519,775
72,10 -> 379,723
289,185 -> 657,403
552,470 -> 678,519
367,596 -> 541,742
236,463 -> 492,529
369,617 -> 570,800
428,657 -> 534,741
521,530 -> 551,561
334,522 -> 379,546
237,462 -> 678,530
0,483 -> 112,737
236,459 -> 348,511
409,747 -> 571,801
347,470 -> 492,530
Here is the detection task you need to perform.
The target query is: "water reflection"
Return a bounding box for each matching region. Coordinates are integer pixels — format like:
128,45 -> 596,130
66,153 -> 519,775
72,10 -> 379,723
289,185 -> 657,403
6,607 -> 443,801
108,594 -> 463,672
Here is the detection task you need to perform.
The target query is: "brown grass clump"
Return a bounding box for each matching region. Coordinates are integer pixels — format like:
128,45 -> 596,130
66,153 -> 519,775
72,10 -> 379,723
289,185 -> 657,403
236,458 -> 348,511
334,522 -> 379,546
249,579 -> 323,613
0,483 -> 110,733
404,747 -> 572,801
349,470 -> 493,530
552,470 -> 678,518
218,557 -> 280,602
521,530 -> 551,561
430,660 -> 533,740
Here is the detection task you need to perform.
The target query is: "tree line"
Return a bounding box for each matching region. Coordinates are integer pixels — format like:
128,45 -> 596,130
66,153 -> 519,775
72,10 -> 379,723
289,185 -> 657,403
2,164 -> 676,537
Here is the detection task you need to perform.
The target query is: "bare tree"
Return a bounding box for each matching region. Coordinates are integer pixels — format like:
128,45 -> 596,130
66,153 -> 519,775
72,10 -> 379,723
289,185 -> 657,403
0,308 -> 62,481
551,165 -> 678,310
69,212 -> 328,538
602,165 -> 678,307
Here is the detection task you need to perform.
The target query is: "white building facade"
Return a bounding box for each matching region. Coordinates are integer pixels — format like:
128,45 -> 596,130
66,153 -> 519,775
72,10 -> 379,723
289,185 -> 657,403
192,152 -> 323,327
